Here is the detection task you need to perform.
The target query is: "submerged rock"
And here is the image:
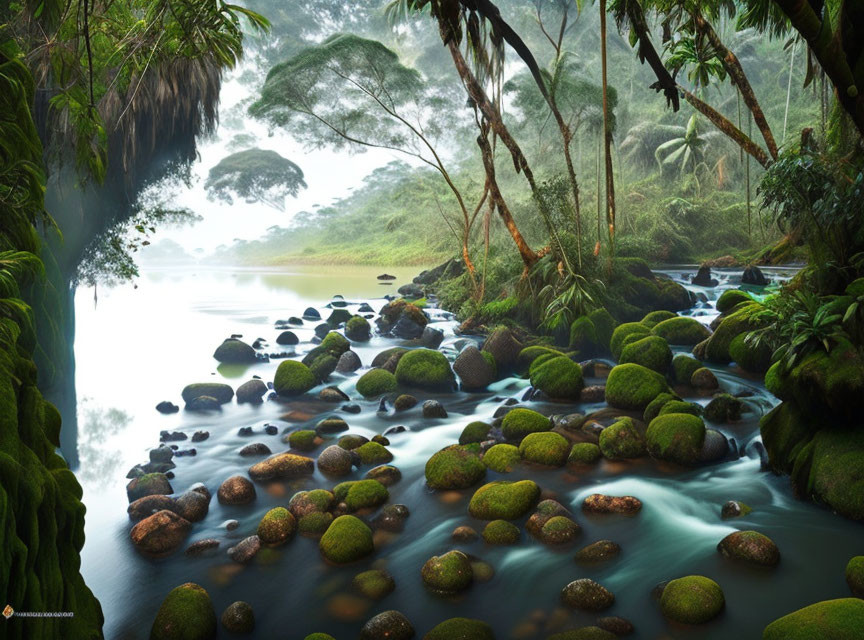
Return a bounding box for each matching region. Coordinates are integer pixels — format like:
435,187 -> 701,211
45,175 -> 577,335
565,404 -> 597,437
561,579 -> 615,610
131,510 -> 190,557
221,601 -> 255,634
359,611 -> 415,640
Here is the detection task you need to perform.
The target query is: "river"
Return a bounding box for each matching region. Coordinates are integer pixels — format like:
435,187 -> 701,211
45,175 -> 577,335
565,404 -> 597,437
75,264 -> 862,639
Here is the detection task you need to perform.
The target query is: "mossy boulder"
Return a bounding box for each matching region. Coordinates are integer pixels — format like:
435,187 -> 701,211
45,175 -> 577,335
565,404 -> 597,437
304,635 -> 336,640
459,421 -> 492,445
256,507 -> 296,546
846,557 -> 864,597
598,418 -> 646,460
424,618 -> 494,640
672,354 -> 703,385
641,310 -> 677,328
248,453 -> 315,481
287,430 -> 319,451
334,479 -> 389,511
516,345 -> 563,374
356,368 -> 397,397
345,315 -> 371,341
704,393 -> 743,422
703,301 -> 767,363
273,360 -> 317,396
643,392 -> 679,422
619,335 -> 673,374
319,515 -> 374,563
127,472 -> 173,502
658,400 -> 703,418
482,520 -> 520,544
660,575 -> 725,624
353,569 -> 396,600
530,356 -> 584,400
717,530 -> 780,566
482,444 -> 521,472
298,512 -> 334,535
394,349 -> 456,392
327,308 -> 353,326
356,441 -> 394,465
806,428 -> 864,520
468,480 -> 540,520
569,316 -> 600,357
181,383 -> 234,405
610,322 -> 651,360
605,363 -> 671,411
568,443 -> 602,466
588,308 -> 617,349
289,489 -> 335,518
716,289 -> 752,314
213,338 -> 256,364
651,317 -> 711,346
646,413 -> 706,465
539,516 -> 581,544
425,445 -> 486,490
421,550 -> 473,593
150,582 -> 216,640
501,408 -> 551,442
763,599 -> 864,639
729,332 -> 772,373
519,432 -> 570,467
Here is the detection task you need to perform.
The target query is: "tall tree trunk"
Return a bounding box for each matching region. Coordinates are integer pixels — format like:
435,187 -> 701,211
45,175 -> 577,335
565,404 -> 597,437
601,0 -> 616,260
691,9 -> 779,160
475,122 -> 538,267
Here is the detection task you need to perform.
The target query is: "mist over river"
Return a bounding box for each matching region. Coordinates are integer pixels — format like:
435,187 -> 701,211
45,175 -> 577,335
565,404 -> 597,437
74,264 -> 862,639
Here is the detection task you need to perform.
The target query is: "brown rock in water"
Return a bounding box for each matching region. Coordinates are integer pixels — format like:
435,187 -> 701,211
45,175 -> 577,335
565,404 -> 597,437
561,579 -> 615,610
126,472 -> 173,502
221,601 -> 255,633
365,465 -> 402,486
130,510 -> 190,557
185,538 -> 220,556
597,616 -> 634,635
174,490 -> 210,522
228,535 -> 261,563
526,500 -> 572,538
574,540 -> 621,564
580,385 -> 606,404
217,476 -> 256,505
248,452 -> 315,481
452,526 -> 479,542
720,500 -> 752,519
372,504 -> 410,532
717,530 -> 780,567
360,610 -> 415,640
239,442 -> 272,457
691,367 -> 719,390
582,494 -> 643,515
317,445 -> 354,476
128,494 -> 176,521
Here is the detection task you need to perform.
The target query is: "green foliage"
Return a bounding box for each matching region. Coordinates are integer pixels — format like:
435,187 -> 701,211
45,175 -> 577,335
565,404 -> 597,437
205,148 -> 306,210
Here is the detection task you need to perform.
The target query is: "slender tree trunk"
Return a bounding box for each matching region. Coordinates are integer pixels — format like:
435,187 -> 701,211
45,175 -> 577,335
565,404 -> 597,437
601,0 -> 616,260
475,122 -> 538,267
692,10 -> 778,159
783,39 -> 797,145
679,85 -> 771,168
596,132 -> 602,244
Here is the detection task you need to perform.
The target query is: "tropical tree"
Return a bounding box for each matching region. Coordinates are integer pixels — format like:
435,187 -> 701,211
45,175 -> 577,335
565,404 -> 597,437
205,148 -> 307,210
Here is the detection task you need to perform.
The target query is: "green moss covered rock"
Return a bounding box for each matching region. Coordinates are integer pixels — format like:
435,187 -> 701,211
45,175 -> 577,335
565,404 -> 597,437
424,618 -> 494,640
530,356 -> 584,400
459,421 -> 491,445
642,310 -> 677,327
345,315 -> 371,341
546,627 -> 617,640
213,338 -> 256,364
704,393 -> 743,422
421,550 -> 473,593
517,345 -> 564,374
274,360 -> 316,396
598,418 -> 646,460
256,507 -> 296,546
646,413 -> 706,465
605,363 -> 671,411
717,530 -> 780,566
763,598 -> 864,639
334,479 -> 389,511
651,317 -> 711,346
658,400 -> 703,417
588,308 -> 617,349
643,392 -> 678,422
501,408 -> 551,441
716,289 -> 752,314
672,354 -> 703,385
319,515 -> 373,563
482,444 -> 521,472
568,443 -> 602,466
352,569 -> 396,600
619,335 -> 673,374
729,332 -> 772,373
425,445 -> 486,490
704,301 -> 767,363
846,557 -> 864,597
298,512 -> 333,535
287,430 -> 319,451
569,316 -> 600,357
468,480 -> 540,520
150,582 -> 216,640
519,432 -> 570,466
660,575 -> 725,624
482,520 -> 520,544
394,349 -> 456,391
610,322 -> 651,360
356,441 -> 394,465
356,368 -> 397,397
181,382 -> 234,405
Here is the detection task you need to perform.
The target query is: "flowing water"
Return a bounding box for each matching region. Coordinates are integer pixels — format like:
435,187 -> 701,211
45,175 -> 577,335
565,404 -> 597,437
74,264 -> 863,639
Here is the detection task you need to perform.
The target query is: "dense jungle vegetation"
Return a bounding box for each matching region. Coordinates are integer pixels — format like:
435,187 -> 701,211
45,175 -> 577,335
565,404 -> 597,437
2,0 -> 864,637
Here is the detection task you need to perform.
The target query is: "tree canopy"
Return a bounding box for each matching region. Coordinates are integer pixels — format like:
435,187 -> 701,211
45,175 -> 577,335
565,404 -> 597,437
205,148 -> 307,210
